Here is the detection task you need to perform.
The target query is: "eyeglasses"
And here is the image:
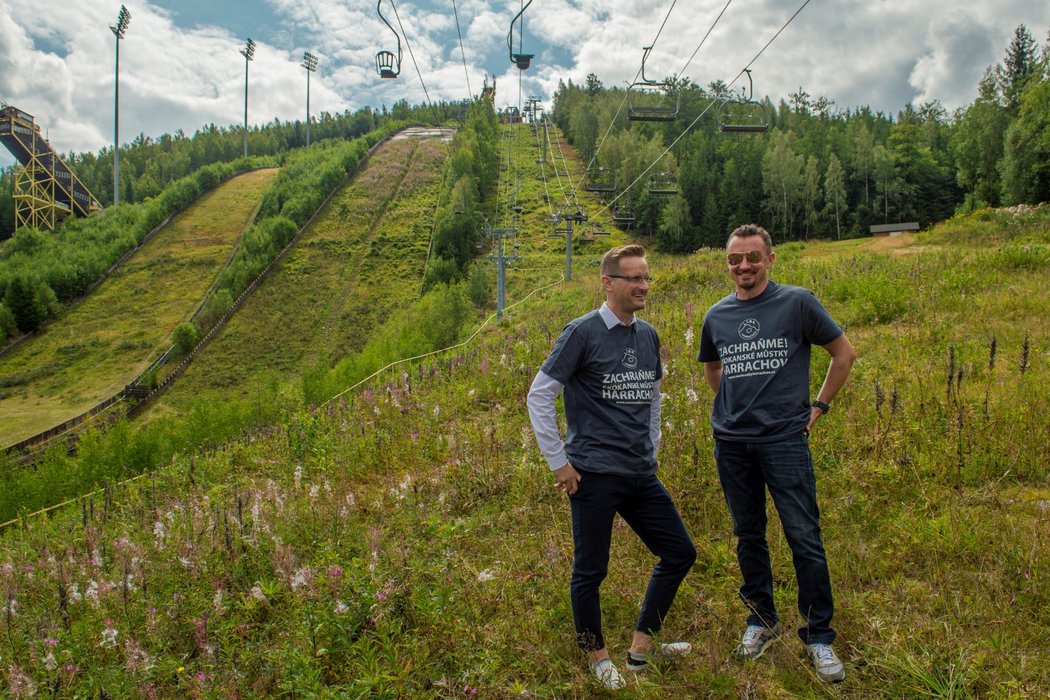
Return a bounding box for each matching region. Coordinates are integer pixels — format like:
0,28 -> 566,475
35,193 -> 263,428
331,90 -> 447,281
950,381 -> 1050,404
726,250 -> 767,265
606,274 -> 653,284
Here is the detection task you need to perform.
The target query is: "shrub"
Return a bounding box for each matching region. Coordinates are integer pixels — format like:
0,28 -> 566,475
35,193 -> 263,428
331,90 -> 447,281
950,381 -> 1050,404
173,321 -> 200,356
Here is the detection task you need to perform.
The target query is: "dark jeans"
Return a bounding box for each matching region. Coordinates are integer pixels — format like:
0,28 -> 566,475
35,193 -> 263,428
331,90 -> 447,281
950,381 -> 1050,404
569,470 -> 696,651
714,435 -> 836,645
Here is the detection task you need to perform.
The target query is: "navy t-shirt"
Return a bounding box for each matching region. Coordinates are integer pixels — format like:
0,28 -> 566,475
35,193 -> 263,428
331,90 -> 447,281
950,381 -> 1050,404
698,281 -> 842,442
541,310 -> 663,475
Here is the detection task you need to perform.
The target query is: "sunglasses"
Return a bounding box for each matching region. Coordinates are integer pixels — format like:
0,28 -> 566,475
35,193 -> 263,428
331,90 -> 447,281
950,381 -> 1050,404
726,250 -> 767,265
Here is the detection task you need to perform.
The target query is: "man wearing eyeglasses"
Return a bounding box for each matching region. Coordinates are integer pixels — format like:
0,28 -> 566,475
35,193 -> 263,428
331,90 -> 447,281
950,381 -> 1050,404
528,244 -> 696,690
698,224 -> 856,683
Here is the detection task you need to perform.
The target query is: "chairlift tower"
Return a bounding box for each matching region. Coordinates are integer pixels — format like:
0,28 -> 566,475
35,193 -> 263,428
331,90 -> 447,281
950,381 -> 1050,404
547,209 -> 588,282
484,212 -> 522,320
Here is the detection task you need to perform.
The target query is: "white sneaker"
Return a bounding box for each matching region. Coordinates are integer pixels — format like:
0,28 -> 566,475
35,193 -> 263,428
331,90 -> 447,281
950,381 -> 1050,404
590,658 -> 626,690
732,623 -> 781,660
806,643 -> 845,682
625,641 -> 693,671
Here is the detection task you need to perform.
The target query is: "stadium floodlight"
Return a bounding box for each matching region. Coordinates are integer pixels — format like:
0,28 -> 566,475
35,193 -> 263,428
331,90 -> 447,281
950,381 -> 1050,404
240,38 -> 256,158
110,4 -> 131,206
301,52 -> 319,147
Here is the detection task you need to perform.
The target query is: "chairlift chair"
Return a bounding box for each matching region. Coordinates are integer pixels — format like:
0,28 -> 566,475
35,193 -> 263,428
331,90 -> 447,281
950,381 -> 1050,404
612,203 -> 636,226
584,166 -> 616,194
627,46 -> 680,122
375,0 -> 402,79
508,0 -> 535,70
647,172 -> 678,196
718,69 -> 769,133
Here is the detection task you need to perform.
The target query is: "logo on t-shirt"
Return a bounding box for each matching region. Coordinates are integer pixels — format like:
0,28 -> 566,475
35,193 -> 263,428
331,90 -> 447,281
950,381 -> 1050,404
738,318 -> 761,340
621,347 -> 638,369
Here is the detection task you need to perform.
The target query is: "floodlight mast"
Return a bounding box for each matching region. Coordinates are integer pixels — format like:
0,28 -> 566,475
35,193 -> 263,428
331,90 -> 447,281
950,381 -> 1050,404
301,52 -> 319,147
240,38 -> 256,158
110,5 -> 131,205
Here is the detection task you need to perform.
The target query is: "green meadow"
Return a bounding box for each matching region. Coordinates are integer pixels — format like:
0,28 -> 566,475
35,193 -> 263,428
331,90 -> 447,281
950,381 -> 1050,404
155,135 -> 447,412
0,124 -> 1047,697
0,169 -> 277,446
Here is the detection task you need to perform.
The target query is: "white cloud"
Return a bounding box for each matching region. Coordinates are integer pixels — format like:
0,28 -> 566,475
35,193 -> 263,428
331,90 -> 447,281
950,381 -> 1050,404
0,0 -> 1048,171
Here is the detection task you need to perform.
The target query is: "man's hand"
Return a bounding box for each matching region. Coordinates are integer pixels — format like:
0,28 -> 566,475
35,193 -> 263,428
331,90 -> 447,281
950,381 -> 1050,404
553,462 -> 581,496
805,407 -> 823,435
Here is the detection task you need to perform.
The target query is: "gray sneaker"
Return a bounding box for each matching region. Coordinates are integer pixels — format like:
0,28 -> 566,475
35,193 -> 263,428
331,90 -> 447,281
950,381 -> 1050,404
806,643 -> 845,682
732,623 -> 781,660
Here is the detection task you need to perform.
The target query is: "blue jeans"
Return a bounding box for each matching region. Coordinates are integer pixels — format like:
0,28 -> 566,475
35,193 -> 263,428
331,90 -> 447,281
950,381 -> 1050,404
714,435 -> 836,644
569,470 -> 696,651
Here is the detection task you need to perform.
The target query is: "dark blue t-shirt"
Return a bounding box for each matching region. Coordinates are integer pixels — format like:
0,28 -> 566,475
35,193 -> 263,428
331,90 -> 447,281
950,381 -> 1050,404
698,281 -> 842,442
541,310 -> 662,475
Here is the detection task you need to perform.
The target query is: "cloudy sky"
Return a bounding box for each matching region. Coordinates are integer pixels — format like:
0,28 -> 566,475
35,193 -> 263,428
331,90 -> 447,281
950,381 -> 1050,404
1,0 -> 1048,168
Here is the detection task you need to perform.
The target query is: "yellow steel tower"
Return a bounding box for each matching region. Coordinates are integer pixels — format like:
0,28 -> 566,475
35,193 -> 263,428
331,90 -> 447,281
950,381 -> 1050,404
0,105 -> 101,232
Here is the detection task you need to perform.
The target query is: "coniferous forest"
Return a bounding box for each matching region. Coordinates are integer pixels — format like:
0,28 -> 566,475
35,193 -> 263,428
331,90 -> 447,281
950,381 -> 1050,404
549,24 -> 1050,250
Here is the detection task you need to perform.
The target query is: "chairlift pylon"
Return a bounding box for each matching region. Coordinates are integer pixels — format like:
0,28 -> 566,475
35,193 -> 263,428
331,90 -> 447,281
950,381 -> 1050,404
718,69 -> 769,133
508,0 -> 535,70
627,46 -> 680,122
375,0 -> 402,79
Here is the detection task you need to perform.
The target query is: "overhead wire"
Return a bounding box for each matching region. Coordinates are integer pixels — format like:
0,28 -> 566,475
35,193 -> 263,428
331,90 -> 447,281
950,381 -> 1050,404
575,0 -> 681,191
451,0 -> 472,98
593,0 -> 813,221
390,0 -> 433,108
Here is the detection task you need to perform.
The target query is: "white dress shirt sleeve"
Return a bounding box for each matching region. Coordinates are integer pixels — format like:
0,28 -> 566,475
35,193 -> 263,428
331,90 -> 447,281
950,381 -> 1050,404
526,370 -> 569,471
650,379 -> 662,454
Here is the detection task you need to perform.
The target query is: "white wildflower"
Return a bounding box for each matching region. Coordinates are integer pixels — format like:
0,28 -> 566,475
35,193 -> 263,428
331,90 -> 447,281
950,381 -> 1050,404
477,569 -> 497,582
290,568 -> 310,591
2,597 -> 17,617
685,388 -> 699,404
684,327 -> 694,348
44,650 -> 58,672
68,583 -> 82,604
250,585 -> 267,602
85,580 -> 100,607
334,599 -> 350,614
213,588 -> 225,613
99,625 -> 119,649
294,464 -> 303,490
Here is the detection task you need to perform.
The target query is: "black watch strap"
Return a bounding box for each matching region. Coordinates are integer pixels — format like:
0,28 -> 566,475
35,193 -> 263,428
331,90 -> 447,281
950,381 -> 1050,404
812,400 -> 831,414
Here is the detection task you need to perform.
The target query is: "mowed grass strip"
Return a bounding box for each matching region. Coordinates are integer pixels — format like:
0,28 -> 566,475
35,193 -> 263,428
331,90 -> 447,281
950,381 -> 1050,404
0,168 -> 278,446
160,136 -> 447,406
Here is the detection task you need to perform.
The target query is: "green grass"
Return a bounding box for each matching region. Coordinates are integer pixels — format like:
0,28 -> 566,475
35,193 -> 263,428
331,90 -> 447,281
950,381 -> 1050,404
0,169 -> 278,446
0,127 -> 1046,697
154,137 -> 447,410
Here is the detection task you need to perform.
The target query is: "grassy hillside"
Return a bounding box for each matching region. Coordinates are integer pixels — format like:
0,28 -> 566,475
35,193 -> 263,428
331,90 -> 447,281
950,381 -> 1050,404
0,169 -> 278,446
154,135 -> 448,410
0,125 -> 1047,697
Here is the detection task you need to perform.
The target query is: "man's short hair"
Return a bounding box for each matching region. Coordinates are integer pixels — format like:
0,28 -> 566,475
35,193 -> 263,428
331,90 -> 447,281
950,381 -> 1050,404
727,224 -> 773,253
600,244 -> 646,277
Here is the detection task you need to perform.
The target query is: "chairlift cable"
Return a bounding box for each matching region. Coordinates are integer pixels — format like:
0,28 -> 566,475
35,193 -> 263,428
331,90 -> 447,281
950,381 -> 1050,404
451,0 -> 472,97
674,0 -> 733,80
592,0 -> 813,221
390,0 -> 433,109
574,0 -> 680,191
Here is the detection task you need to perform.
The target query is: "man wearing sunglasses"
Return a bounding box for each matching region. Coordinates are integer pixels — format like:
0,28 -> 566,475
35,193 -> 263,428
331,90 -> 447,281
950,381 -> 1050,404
528,244 -> 696,690
698,224 -> 856,682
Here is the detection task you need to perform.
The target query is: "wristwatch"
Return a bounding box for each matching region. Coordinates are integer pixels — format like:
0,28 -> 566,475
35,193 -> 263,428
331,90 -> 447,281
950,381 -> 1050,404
812,400 -> 831,414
